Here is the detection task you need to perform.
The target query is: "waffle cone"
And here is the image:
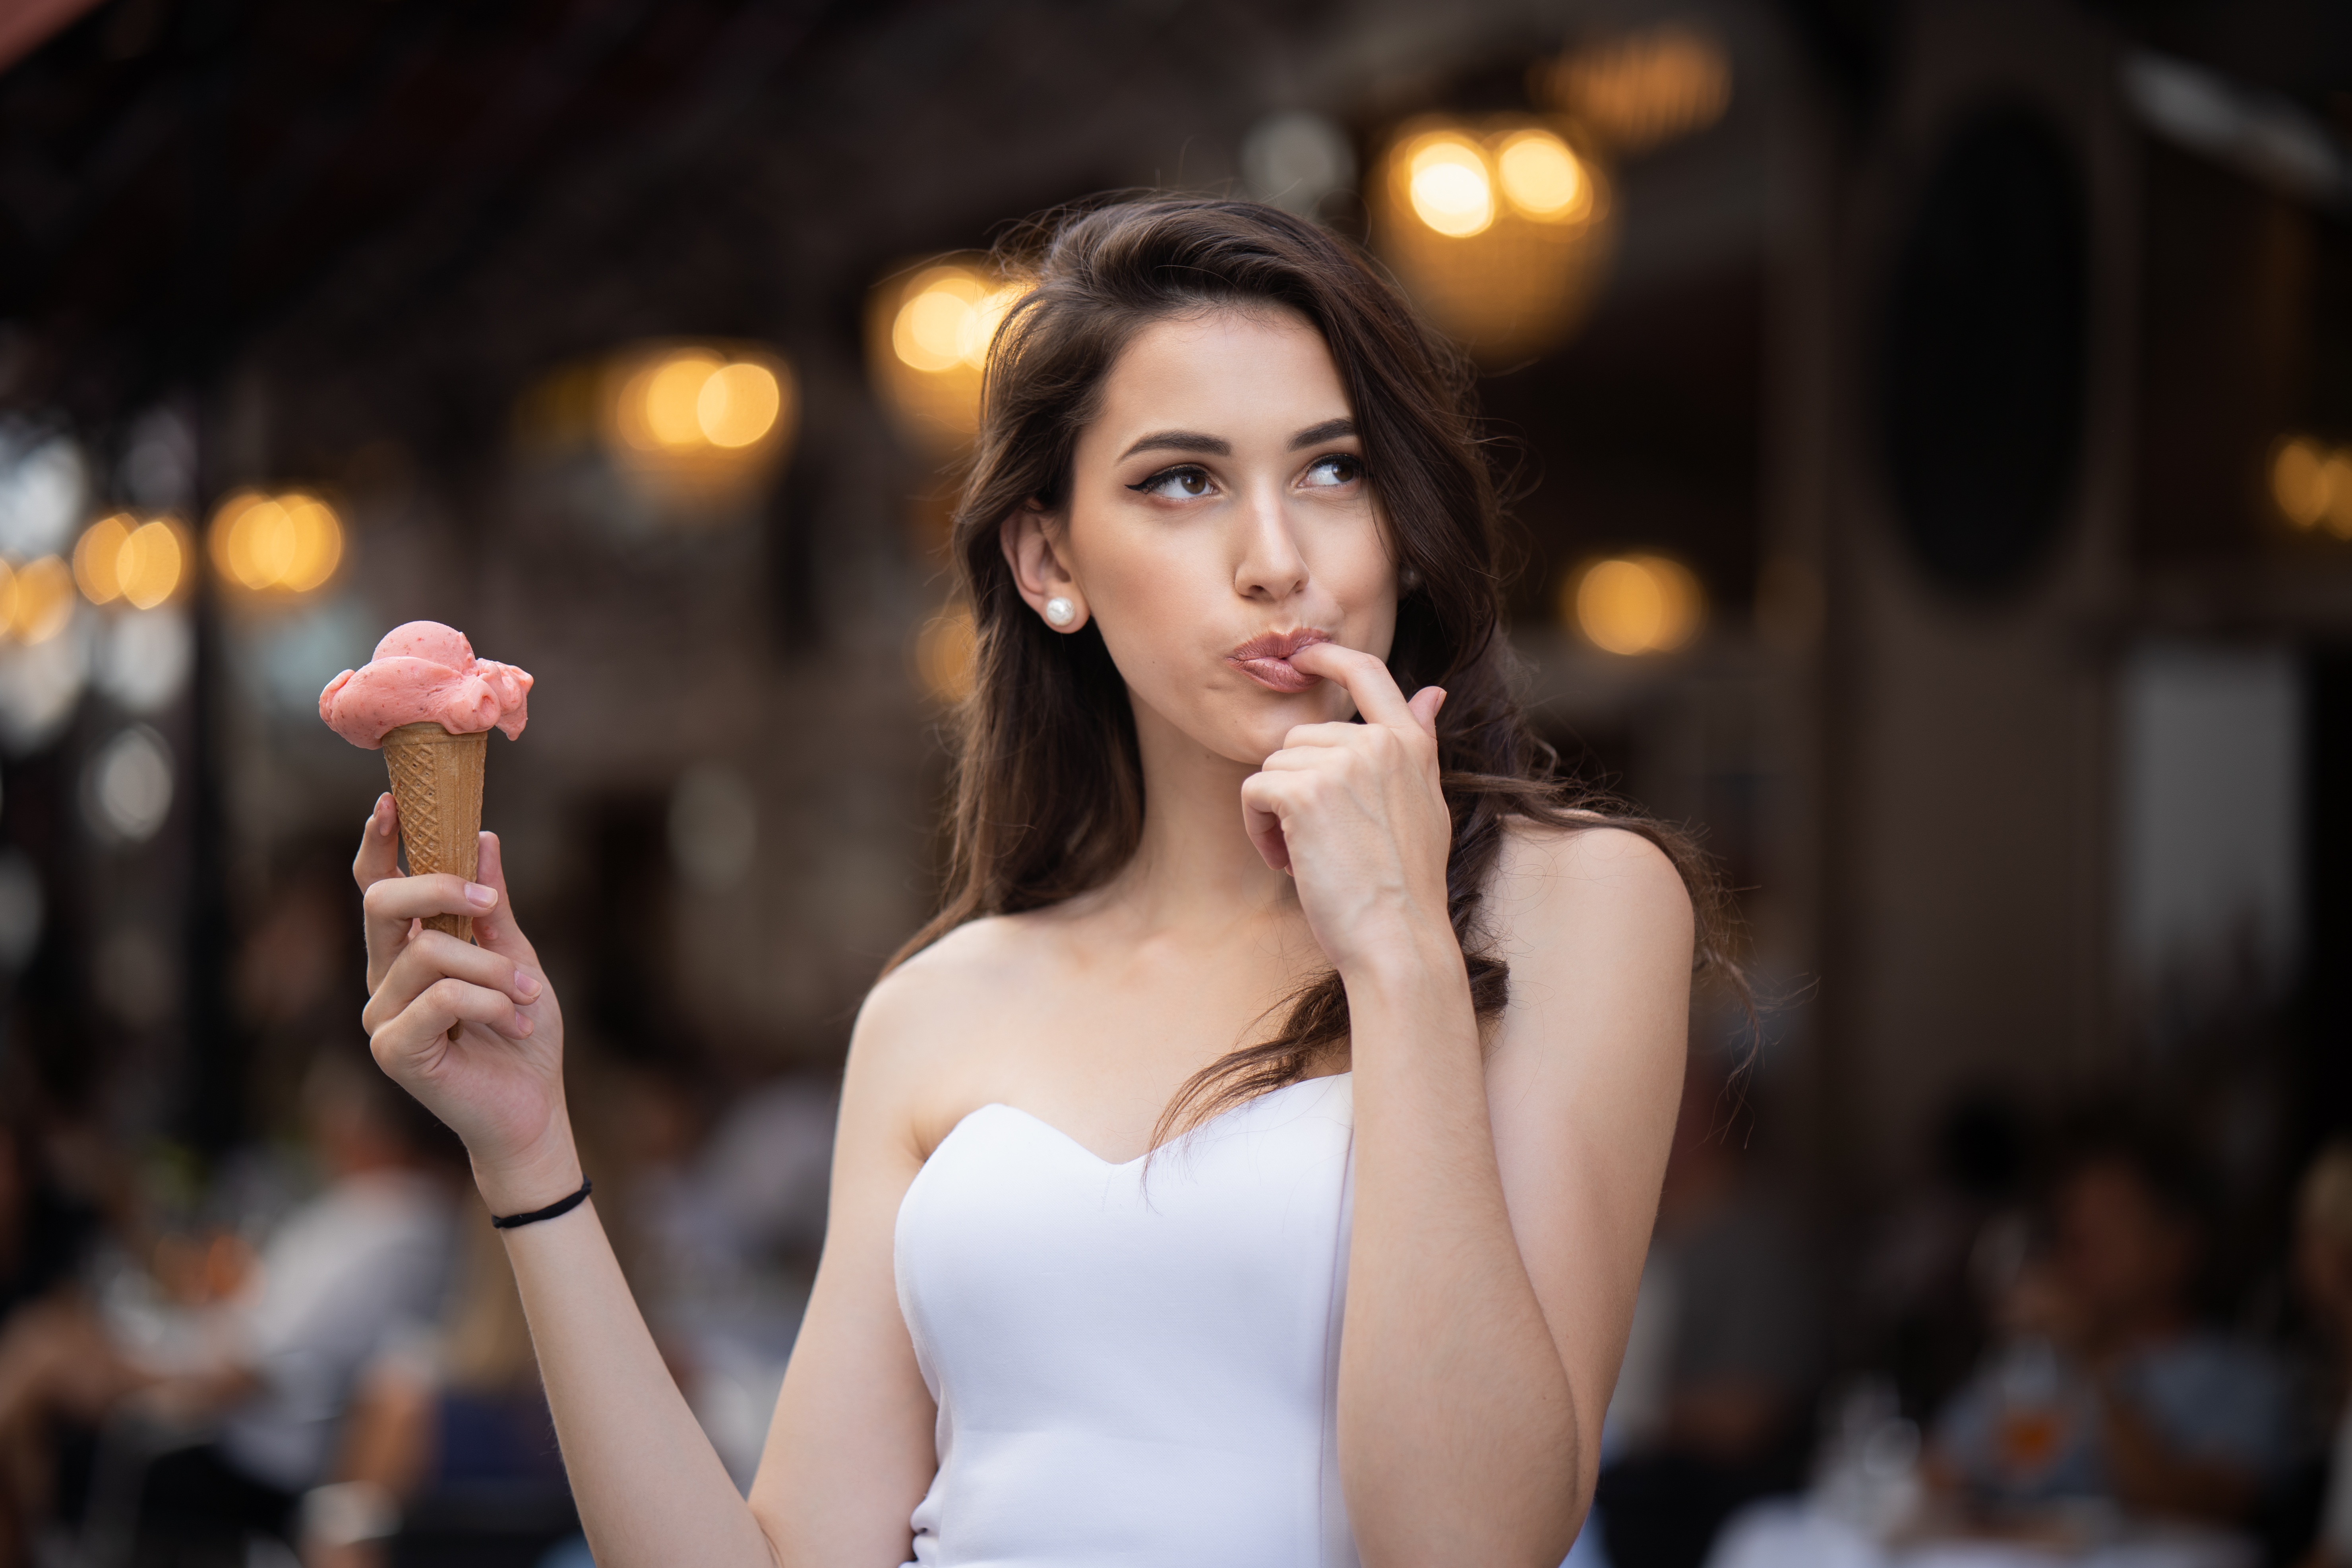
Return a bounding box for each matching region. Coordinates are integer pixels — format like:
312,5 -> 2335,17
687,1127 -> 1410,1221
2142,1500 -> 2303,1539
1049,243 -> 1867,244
381,722 -> 489,942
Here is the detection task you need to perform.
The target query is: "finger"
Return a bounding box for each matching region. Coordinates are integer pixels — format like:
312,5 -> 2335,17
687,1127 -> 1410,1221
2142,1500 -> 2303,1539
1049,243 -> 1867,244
1272,721 -> 1364,754
468,833 -> 536,966
352,794 -> 400,892
374,977 -> 535,1060
364,872 -> 496,937
1285,642 -> 1417,730
1239,773 -> 1294,874
1407,685 -> 1446,737
364,930 -> 540,1034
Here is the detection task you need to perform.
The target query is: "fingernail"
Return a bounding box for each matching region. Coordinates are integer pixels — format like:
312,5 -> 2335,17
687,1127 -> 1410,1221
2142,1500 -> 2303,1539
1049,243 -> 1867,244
465,883 -> 496,910
514,970 -> 541,1000
515,1014 -> 535,1037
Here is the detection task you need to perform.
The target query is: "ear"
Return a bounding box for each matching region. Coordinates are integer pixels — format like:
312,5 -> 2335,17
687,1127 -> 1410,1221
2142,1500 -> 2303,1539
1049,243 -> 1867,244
999,504 -> 1089,632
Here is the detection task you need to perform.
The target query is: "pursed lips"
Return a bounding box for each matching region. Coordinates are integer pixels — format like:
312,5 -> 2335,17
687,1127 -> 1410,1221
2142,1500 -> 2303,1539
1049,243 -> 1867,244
1226,628 -> 1332,693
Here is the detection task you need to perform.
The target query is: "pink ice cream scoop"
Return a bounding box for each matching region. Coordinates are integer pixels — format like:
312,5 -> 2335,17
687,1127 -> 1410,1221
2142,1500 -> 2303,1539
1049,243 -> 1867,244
319,621 -> 533,748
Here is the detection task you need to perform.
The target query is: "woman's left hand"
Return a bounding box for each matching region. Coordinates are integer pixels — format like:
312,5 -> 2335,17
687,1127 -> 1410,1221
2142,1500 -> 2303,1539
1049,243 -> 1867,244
1240,642 -> 1453,974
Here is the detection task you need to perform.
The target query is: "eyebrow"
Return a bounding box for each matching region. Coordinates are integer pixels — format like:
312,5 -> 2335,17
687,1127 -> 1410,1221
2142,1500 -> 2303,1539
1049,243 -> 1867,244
1118,417 -> 1357,462
1119,430 -> 1230,460
1288,417 -> 1355,450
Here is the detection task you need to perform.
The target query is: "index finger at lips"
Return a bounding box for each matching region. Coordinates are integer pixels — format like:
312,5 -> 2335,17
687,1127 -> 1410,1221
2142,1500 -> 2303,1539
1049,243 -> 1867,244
1285,642 -> 1417,730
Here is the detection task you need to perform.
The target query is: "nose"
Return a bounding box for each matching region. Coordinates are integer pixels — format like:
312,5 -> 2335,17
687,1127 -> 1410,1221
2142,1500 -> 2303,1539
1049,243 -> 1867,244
1232,481 -> 1309,604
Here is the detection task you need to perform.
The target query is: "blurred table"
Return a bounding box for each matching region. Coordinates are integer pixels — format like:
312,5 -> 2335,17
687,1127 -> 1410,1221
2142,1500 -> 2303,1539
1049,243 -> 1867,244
1708,1499 -> 2259,1568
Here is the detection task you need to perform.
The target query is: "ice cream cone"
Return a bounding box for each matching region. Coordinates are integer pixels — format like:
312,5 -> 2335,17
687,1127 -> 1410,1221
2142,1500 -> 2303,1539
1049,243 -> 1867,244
381,721 -> 489,942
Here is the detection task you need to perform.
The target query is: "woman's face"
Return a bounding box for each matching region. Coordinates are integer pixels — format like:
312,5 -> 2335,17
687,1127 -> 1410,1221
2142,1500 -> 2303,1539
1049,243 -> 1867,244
1012,306 -> 1400,768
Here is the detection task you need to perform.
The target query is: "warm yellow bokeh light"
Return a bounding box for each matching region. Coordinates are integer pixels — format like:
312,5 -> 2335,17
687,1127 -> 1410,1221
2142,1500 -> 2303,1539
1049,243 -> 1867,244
238,499 -> 295,588
916,604 -> 978,705
12,556 -> 75,644
1543,24 -> 1733,154
75,513 -> 135,603
1496,130 -> 1591,223
1568,555 -> 1704,655
1406,136 -> 1496,238
117,519 -> 185,608
279,496 -> 342,591
2272,436 -> 2328,528
871,262 -> 1024,450
644,353 -> 723,450
209,489 -> 342,594
610,348 -> 790,462
207,492 -> 259,583
1374,115 -> 1617,363
894,280 -> 978,372
697,362 -> 782,448
891,271 -> 1016,376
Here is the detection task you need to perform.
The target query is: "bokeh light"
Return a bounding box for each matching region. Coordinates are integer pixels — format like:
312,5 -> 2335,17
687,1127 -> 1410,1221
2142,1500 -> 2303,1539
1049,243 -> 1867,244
870,261 -> 1025,451
1539,23 -> 1733,155
118,520 -> 186,608
2271,434 -> 2352,540
1565,554 -> 1705,655
74,513 -> 134,602
77,513 -> 187,607
1495,129 -> 1593,222
698,363 -> 784,449
615,348 -> 791,457
209,490 -> 344,594
7,556 -> 76,644
916,604 -> 978,705
1405,134 -> 1496,237
1373,115 -> 1616,362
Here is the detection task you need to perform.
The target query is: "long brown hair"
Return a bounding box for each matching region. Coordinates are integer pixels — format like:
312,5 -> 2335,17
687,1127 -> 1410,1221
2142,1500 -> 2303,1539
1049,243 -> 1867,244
889,196 -> 1742,1142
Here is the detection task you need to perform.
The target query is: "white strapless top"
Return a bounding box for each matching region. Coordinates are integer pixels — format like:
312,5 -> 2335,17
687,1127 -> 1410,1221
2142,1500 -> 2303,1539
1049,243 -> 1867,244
894,1072 -> 1359,1568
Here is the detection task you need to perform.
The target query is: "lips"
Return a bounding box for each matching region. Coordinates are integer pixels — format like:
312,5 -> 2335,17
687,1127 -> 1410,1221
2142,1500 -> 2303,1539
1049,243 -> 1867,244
1227,628 -> 1332,693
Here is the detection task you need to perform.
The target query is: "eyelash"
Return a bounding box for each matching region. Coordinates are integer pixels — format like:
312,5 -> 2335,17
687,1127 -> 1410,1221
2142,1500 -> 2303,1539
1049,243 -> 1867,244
1128,465 -> 1214,499
1125,453 -> 1367,499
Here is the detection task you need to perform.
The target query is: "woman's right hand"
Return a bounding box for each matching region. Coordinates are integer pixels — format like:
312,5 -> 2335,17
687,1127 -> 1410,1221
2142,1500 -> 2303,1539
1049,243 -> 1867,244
352,793 -> 579,1214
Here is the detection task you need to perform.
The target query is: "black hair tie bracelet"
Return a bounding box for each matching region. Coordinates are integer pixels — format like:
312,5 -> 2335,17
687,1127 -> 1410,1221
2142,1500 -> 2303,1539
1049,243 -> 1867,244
491,1177 -> 592,1231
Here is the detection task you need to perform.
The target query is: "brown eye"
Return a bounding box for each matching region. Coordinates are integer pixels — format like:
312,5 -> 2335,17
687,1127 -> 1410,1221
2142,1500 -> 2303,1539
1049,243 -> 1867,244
1302,454 -> 1363,488
1131,465 -> 1215,499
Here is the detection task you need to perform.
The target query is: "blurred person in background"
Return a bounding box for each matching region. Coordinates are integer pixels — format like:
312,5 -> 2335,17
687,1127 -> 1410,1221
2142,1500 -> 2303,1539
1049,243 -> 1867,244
348,196 -> 1740,1566
2295,1139 -> 2352,1567
299,1206 -> 570,1568
1930,1128 -> 2293,1528
1858,1089 -> 2031,1420
0,1049 -> 457,1563
1594,1048 -> 1821,1568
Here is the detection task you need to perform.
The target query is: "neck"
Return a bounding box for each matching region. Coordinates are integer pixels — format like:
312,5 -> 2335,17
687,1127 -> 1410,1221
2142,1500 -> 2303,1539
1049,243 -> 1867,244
1103,695 -> 1298,937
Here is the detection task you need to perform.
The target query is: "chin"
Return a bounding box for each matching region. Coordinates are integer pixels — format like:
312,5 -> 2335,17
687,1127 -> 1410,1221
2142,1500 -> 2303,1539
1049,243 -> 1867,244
1206,689 -> 1343,763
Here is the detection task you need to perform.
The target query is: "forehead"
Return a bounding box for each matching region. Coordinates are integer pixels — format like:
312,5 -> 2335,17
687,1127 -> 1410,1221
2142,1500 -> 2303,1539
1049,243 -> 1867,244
1092,306 -> 1349,437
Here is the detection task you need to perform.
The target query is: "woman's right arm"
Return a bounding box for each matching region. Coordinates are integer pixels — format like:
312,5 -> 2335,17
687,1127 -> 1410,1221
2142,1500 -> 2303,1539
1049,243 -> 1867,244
353,795 -> 937,1567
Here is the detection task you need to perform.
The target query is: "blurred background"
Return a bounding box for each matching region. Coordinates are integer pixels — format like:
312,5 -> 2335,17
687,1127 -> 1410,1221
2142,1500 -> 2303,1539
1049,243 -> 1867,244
0,0 -> 2346,1564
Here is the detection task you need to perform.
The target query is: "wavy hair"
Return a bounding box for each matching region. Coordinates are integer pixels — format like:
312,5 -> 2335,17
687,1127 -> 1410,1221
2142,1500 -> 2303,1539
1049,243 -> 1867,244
887,196 -> 1742,1143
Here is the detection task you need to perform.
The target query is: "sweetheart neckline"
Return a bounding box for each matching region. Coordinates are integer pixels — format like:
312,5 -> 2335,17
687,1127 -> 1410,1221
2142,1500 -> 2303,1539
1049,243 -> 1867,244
941,1071 -> 1352,1171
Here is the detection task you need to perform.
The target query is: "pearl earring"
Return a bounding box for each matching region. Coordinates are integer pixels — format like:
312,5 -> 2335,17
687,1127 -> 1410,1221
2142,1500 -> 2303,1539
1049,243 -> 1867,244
1044,596 -> 1076,627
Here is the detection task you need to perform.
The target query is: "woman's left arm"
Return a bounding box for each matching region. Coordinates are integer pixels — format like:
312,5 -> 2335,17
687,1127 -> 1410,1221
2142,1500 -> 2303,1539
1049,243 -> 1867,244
1247,644 -> 1692,1568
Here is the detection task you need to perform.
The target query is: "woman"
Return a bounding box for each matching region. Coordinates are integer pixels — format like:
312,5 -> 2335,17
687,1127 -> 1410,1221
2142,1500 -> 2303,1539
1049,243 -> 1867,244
352,196 -> 1733,1567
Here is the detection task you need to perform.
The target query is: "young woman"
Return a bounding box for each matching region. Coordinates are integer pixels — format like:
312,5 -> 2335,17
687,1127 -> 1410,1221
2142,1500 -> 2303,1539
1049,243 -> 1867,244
352,196 -> 1734,1567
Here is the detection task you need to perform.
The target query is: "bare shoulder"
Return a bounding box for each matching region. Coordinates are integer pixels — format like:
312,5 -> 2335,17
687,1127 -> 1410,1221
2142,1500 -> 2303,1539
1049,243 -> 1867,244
1483,817 -> 1697,1083
1491,816 -> 1694,945
845,912 -> 1069,1155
